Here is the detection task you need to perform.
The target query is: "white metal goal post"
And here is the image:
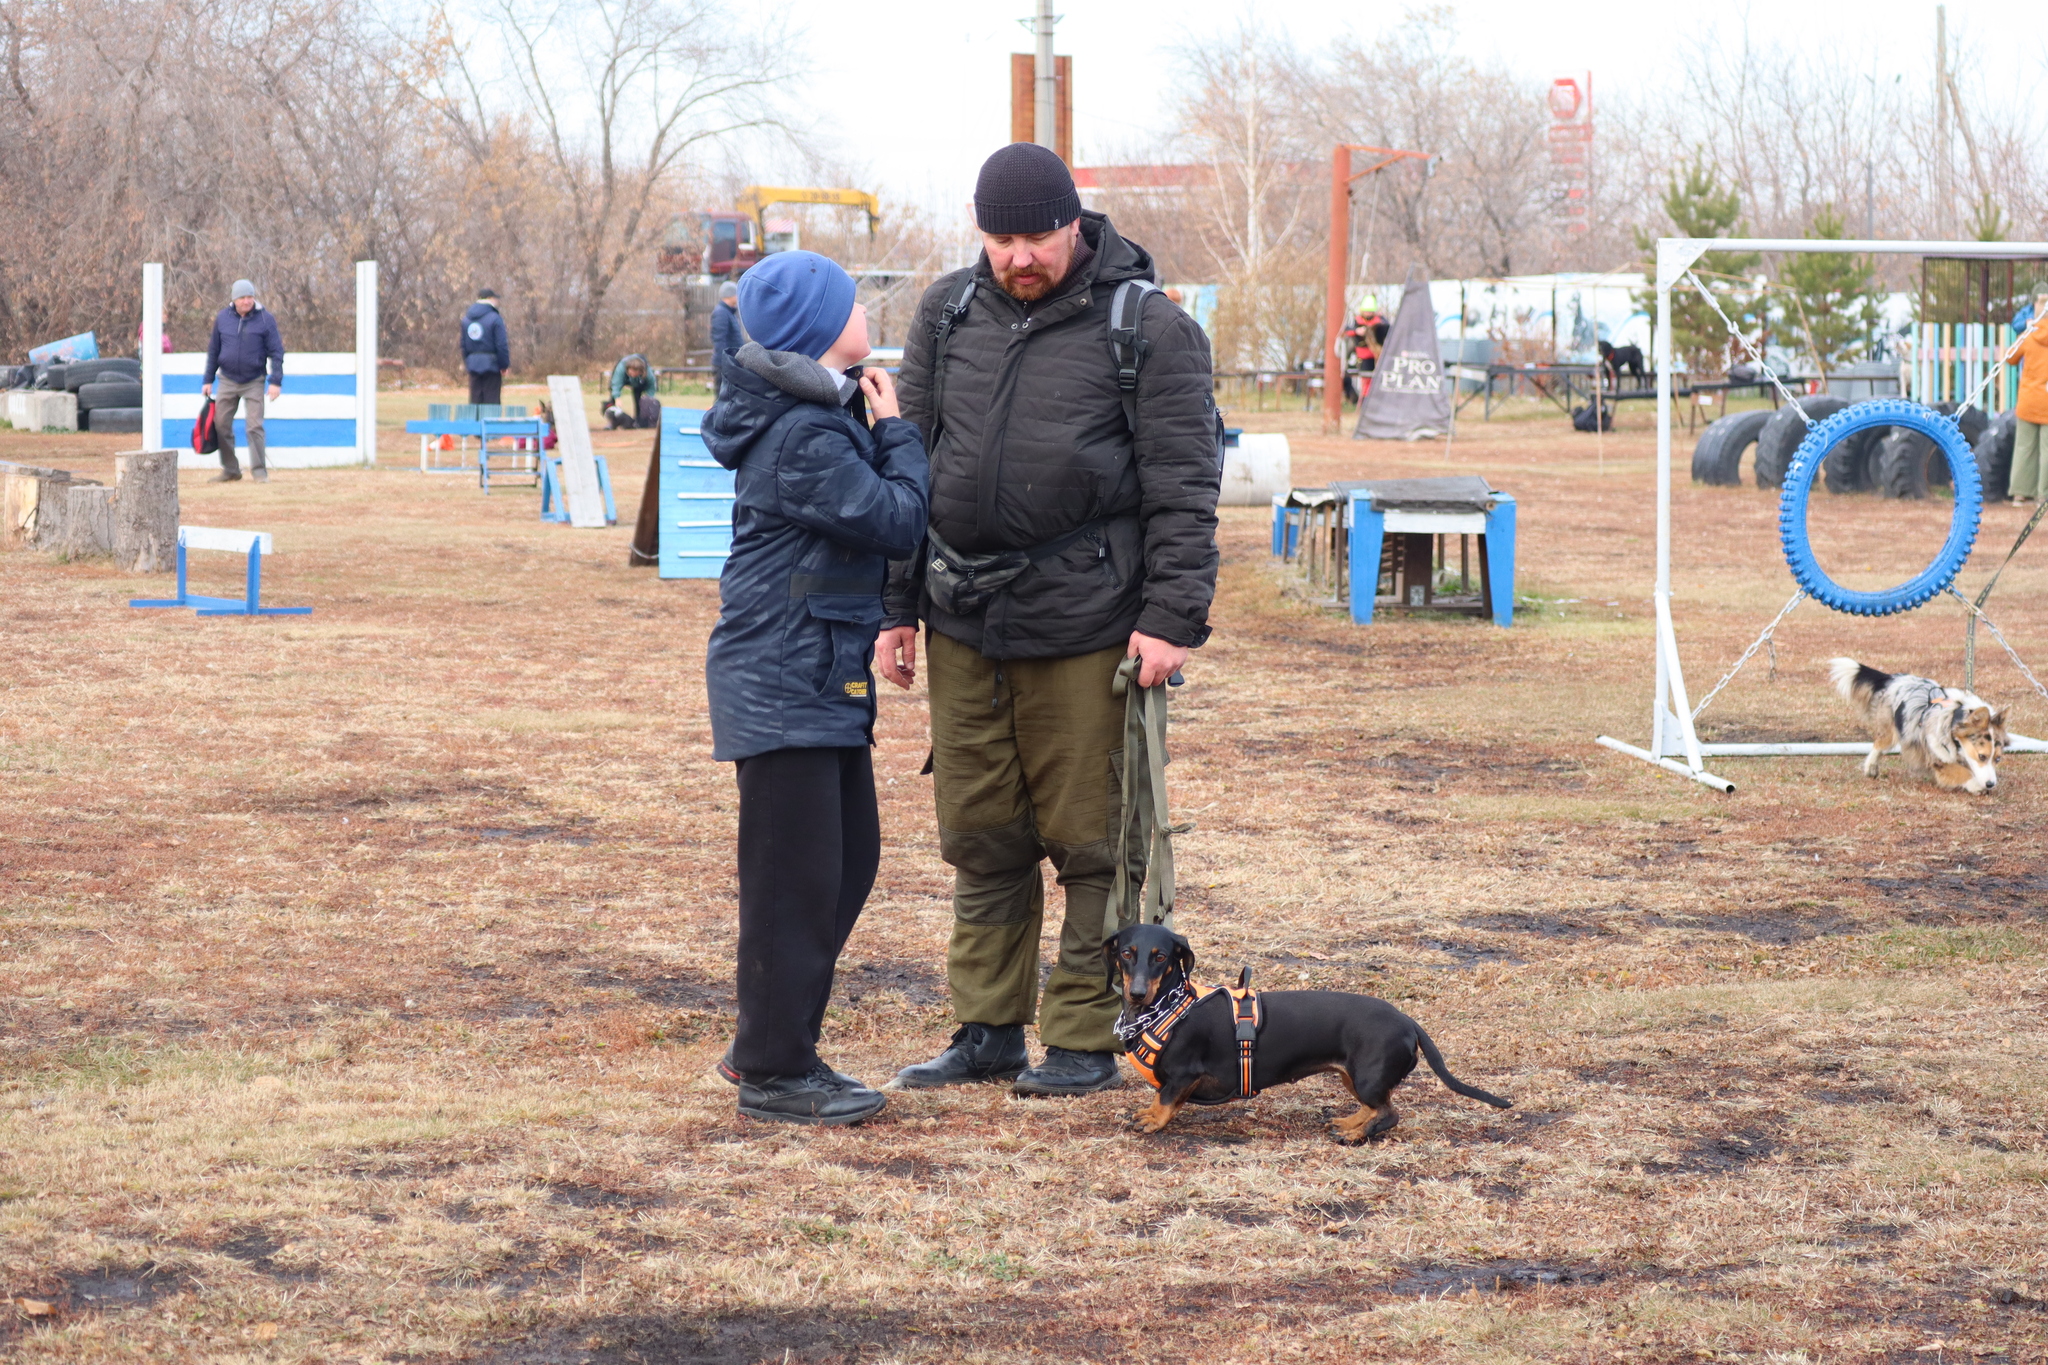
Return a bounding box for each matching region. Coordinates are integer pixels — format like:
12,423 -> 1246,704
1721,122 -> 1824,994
1596,236 -> 2048,793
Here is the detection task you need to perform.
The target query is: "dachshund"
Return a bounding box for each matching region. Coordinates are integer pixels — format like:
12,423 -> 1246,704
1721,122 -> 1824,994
1105,924 -> 1512,1142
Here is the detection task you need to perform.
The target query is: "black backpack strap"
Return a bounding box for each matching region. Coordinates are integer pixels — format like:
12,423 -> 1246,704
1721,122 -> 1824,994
1108,279 -> 1160,432
927,274 -> 978,451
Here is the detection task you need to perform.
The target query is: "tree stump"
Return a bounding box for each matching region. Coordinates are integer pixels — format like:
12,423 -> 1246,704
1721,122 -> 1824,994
114,450 -> 179,573
54,484 -> 114,557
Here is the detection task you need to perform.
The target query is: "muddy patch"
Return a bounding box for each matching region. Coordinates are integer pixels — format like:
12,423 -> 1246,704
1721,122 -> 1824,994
1647,1126 -> 1781,1174
1641,908 -> 1861,945
2,1264 -> 191,1336
1384,1260 -> 1603,1297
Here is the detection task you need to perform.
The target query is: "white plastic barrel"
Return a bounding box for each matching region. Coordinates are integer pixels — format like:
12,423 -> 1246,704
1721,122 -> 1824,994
1218,433 -> 1290,506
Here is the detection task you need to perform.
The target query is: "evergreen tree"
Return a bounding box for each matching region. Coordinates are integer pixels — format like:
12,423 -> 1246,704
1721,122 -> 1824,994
1970,195 -> 2010,243
1777,205 -> 1884,380
1633,160 -> 1762,377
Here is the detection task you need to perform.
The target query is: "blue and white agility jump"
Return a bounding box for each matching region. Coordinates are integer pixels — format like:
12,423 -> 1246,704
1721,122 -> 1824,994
129,526 -> 311,618
1597,236 -> 2048,792
141,261 -> 379,471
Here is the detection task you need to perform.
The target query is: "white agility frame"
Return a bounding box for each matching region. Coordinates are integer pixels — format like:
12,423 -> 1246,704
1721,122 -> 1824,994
1596,237 -> 2048,792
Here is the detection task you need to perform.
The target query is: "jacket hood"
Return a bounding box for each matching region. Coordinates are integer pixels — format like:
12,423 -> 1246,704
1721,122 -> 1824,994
702,344 -> 851,470
464,301 -> 500,321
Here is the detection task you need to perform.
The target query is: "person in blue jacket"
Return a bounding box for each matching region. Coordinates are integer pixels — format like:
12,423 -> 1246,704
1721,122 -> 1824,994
200,279 -> 284,483
710,280 -> 745,397
460,290 -> 511,406
703,250 -> 929,1125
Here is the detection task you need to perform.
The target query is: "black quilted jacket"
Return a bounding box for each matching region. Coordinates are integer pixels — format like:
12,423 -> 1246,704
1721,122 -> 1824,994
883,212 -> 1219,659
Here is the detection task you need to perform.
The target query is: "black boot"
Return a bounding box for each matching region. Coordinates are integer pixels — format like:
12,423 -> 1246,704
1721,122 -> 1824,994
1013,1047 -> 1124,1097
888,1023 -> 1028,1089
738,1064 -> 887,1126
716,1045 -> 859,1090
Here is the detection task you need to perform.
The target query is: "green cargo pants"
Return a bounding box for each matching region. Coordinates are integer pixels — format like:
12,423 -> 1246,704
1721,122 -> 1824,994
927,630 -> 1127,1053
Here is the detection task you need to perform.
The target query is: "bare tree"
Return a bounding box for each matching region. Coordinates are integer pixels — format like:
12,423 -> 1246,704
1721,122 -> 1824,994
426,0 -> 795,355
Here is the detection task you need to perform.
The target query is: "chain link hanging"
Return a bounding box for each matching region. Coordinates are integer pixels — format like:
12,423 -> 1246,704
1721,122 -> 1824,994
1689,590 -> 1807,721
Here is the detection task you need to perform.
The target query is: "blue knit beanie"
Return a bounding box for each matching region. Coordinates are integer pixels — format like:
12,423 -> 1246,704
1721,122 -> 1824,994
736,252 -> 857,358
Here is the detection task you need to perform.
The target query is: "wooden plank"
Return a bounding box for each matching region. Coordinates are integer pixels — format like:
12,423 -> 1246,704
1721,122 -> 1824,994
180,526 -> 271,555
545,375 -> 607,528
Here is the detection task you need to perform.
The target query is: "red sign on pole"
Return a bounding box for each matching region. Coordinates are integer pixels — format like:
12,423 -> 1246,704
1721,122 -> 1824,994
1550,74 -> 1592,236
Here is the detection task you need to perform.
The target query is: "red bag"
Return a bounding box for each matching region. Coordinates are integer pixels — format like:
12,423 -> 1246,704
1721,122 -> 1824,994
192,401 -> 219,455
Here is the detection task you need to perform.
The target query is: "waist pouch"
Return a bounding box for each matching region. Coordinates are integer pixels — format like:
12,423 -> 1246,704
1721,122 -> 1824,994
923,517 -> 1113,616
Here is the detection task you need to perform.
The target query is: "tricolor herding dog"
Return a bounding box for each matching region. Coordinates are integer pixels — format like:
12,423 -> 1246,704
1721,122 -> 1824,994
1830,657 -> 2008,794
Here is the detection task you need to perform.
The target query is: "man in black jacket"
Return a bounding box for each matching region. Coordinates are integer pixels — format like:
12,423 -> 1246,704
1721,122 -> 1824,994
879,143 -> 1219,1096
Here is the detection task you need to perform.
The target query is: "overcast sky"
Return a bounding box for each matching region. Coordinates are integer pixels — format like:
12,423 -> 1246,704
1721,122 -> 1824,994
767,0 -> 2039,223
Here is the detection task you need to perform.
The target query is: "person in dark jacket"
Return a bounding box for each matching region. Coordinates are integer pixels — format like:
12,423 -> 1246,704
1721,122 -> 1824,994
879,144 -> 1219,1098
201,279 -> 285,483
461,290 -> 511,406
605,353 -> 659,428
710,281 -> 745,396
703,249 -> 929,1126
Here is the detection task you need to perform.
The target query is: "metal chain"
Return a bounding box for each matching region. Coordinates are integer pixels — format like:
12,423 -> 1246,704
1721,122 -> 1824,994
1691,589 -> 1807,720
1966,499 -> 2048,688
1945,321 -> 2024,423
1949,588 -> 2048,704
1680,269 -> 1815,427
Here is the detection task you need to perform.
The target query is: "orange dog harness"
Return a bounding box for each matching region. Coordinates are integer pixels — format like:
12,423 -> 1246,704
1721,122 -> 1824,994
1120,967 -> 1264,1098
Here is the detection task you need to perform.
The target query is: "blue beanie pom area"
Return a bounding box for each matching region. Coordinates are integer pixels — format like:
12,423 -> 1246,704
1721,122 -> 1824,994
735,252 -> 857,358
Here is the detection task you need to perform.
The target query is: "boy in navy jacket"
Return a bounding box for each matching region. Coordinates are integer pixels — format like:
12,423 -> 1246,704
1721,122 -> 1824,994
702,251 -> 928,1125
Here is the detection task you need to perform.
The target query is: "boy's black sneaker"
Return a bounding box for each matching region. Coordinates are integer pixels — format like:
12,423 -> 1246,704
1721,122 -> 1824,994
1012,1047 -> 1124,1096
888,1023 -> 1028,1089
738,1064 -> 887,1126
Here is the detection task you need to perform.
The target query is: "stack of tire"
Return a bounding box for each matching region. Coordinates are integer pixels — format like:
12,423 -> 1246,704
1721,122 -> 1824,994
60,358 -> 145,433
1692,397 -> 1988,498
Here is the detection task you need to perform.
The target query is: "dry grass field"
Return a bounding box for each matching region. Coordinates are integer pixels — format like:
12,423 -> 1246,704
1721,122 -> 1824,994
3,390 -> 2046,1363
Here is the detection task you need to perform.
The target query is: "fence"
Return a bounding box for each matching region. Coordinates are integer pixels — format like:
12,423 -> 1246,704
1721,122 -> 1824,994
148,261 -> 379,469
1909,322 -> 2017,412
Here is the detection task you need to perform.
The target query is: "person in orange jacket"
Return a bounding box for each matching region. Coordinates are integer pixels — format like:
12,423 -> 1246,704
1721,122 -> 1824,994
2003,292 -> 2048,503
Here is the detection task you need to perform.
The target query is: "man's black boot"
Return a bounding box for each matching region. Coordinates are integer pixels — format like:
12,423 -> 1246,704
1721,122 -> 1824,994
1013,1046 -> 1124,1097
738,1063 -> 887,1126
888,1023 -> 1027,1089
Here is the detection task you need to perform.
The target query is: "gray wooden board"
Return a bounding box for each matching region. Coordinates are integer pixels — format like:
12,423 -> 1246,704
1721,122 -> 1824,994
546,375 -> 608,528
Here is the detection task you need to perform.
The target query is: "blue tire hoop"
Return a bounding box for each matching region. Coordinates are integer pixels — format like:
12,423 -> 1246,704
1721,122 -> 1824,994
1777,399 -> 1981,616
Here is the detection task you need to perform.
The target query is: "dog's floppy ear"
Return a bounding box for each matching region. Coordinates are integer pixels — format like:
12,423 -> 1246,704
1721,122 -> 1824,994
1170,931 -> 1195,978
1103,935 -> 1123,994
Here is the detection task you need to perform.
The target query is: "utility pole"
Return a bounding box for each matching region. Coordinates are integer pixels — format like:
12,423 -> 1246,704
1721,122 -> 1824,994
1033,0 -> 1058,153
1935,4 -> 1949,237
1321,143 -> 1433,434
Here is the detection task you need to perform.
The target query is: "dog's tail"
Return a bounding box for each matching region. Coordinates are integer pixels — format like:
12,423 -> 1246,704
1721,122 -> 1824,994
1829,657 -> 1891,708
1415,1028 -> 1513,1109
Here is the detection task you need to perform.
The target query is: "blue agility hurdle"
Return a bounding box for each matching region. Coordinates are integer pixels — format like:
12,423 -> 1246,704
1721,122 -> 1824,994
129,526 -> 312,618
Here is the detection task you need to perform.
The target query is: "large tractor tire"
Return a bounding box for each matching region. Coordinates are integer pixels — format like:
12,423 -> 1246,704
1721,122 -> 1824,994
1975,411 -> 2017,502
1753,396 -> 1849,488
1690,409 -> 1774,485
61,357 -> 142,391
76,379 -> 144,412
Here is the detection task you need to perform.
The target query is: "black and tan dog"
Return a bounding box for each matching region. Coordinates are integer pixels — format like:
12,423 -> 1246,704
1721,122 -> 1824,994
1105,924 -> 1512,1142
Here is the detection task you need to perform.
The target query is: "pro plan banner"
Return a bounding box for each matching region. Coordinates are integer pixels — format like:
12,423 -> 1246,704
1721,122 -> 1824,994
1353,267 -> 1451,441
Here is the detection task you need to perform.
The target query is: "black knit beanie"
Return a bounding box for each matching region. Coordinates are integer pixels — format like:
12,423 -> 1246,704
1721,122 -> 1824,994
973,143 -> 1082,234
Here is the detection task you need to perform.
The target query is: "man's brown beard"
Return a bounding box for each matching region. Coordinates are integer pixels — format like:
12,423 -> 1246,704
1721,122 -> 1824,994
995,263 -> 1057,301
